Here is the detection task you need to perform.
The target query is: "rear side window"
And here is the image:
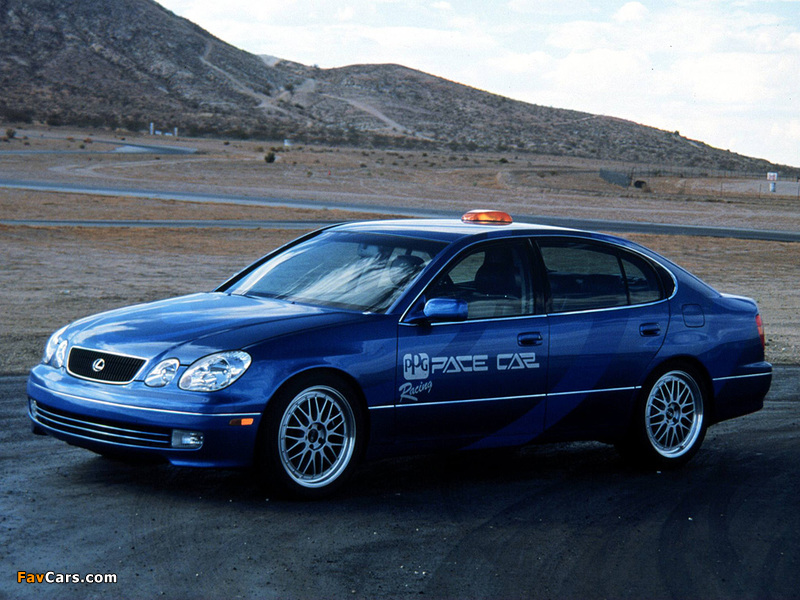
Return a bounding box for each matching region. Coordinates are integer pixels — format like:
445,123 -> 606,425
538,239 -> 664,313
619,253 -> 664,305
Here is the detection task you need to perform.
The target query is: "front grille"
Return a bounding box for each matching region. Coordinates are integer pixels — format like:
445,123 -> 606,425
67,347 -> 146,384
30,400 -> 172,449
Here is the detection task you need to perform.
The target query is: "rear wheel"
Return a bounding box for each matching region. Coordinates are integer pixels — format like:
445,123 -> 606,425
619,365 -> 707,468
258,374 -> 364,499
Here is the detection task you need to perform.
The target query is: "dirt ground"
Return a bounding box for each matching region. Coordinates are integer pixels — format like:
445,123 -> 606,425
1,128 -> 798,372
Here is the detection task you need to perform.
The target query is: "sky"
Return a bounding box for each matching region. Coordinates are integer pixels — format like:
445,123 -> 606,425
157,0 -> 800,167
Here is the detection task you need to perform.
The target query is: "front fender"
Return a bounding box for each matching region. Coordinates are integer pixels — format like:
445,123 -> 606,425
242,315 -> 398,413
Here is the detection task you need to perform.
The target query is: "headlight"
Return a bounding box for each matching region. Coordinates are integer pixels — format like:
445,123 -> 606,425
53,340 -> 68,369
42,325 -> 69,368
178,351 -> 251,392
144,358 -> 181,388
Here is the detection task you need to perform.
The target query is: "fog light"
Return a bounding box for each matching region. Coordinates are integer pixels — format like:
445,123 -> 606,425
171,430 -> 204,449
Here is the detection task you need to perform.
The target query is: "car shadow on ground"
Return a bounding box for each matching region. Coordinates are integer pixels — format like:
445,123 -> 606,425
64,440 -> 686,508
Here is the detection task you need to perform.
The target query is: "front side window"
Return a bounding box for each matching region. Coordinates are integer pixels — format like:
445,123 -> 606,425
426,240 -> 535,319
538,239 -> 664,313
229,231 -> 446,312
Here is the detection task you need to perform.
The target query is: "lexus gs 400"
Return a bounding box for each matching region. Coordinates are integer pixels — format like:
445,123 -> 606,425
28,211 -> 771,498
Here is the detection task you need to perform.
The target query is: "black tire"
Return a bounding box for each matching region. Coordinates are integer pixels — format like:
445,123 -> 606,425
257,373 -> 365,499
618,364 -> 707,469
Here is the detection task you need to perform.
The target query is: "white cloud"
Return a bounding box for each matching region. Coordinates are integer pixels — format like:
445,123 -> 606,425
352,24 -> 496,54
483,51 -> 553,74
506,0 -> 596,16
337,6 -> 356,21
613,2 -> 648,23
545,20 -> 612,52
784,32 -> 800,49
778,119 -> 800,141
548,49 -> 650,95
670,53 -> 775,104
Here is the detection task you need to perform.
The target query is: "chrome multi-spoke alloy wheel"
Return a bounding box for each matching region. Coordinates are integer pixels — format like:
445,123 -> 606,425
645,370 -> 704,459
278,385 -> 357,489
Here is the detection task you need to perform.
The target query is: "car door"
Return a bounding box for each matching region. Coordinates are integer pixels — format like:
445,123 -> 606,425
395,239 -> 549,451
536,238 -> 670,439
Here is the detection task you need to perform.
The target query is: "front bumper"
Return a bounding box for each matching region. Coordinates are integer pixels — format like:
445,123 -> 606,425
27,365 -> 264,468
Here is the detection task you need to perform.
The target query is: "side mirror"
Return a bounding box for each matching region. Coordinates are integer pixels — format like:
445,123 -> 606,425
422,298 -> 468,322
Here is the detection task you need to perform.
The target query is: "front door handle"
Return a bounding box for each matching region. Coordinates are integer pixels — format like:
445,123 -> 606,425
518,332 -> 543,346
639,323 -> 662,337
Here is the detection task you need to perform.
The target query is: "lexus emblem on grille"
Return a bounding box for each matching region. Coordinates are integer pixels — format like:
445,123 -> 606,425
91,358 -> 106,373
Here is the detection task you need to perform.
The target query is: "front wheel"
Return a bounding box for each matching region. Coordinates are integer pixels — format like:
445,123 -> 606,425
258,374 -> 364,499
618,366 -> 707,469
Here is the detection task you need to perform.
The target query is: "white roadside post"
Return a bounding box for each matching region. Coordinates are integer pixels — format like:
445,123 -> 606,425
767,171 -> 778,193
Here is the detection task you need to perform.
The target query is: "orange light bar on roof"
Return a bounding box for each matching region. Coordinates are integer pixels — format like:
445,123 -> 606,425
461,209 -> 513,225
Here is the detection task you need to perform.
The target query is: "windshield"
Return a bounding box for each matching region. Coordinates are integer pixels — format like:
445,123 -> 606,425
229,231 -> 447,312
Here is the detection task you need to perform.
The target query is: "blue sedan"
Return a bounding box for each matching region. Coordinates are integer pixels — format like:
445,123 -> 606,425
27,210 -> 772,498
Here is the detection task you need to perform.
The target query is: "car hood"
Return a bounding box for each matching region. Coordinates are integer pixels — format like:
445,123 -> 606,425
65,292 -> 359,362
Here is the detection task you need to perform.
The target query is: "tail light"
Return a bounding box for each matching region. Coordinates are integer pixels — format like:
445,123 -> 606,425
756,314 -> 765,350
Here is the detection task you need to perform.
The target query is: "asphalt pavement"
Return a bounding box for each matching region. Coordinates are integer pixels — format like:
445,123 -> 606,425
3,178 -> 800,242
2,367 -> 798,599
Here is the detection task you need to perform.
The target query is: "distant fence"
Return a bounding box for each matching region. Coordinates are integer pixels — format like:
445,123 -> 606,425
628,166 -> 800,181
599,170 -> 631,187
601,166 -> 800,184
598,167 -> 800,199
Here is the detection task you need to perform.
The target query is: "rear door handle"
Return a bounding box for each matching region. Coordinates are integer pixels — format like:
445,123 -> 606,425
518,332 -> 543,346
639,323 -> 661,337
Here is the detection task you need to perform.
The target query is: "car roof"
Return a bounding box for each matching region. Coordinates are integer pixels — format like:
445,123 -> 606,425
328,218 -> 578,243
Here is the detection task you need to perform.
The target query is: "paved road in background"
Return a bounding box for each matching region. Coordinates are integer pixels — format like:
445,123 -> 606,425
0,137 -> 197,155
2,367 -> 798,599
3,178 -> 800,242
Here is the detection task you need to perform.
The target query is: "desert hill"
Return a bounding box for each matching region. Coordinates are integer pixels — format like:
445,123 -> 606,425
0,0 -> 793,173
